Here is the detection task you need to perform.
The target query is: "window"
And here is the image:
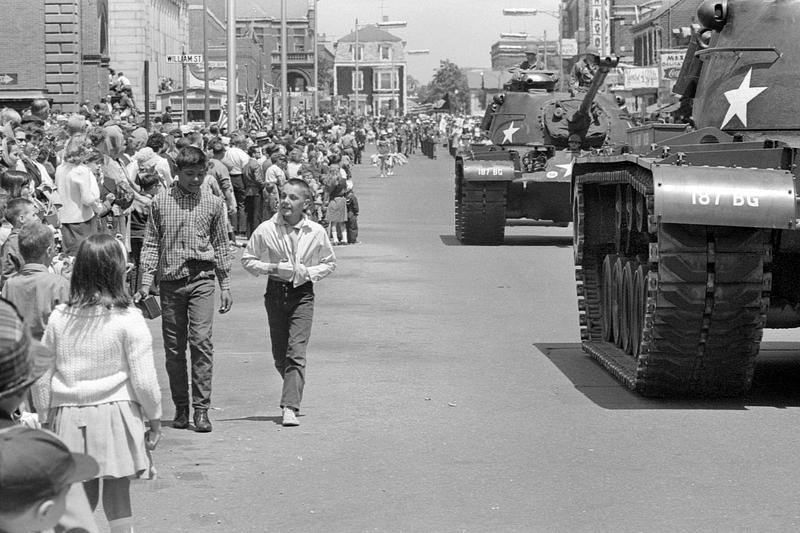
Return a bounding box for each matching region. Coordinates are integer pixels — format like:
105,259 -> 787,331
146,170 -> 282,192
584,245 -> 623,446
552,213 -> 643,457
380,45 -> 392,61
373,70 -> 398,91
293,36 -> 305,52
351,70 -> 364,91
350,44 -> 363,61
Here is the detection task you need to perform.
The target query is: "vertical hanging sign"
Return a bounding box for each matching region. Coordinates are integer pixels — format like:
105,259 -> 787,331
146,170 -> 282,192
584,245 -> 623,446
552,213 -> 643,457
590,0 -> 611,56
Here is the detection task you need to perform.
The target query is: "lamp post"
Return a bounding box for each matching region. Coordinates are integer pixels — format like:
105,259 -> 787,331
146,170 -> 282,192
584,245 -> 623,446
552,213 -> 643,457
502,7 -> 563,90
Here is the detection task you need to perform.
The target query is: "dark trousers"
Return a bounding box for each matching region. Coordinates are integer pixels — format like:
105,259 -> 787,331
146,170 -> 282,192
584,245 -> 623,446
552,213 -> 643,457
346,215 -> 358,243
160,276 -> 216,410
265,279 -> 314,411
230,175 -> 246,235
244,194 -> 264,238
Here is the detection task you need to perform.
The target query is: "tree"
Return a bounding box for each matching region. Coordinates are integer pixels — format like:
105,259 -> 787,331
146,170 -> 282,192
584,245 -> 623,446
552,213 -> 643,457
419,59 -> 469,113
317,54 -> 334,96
406,74 -> 421,98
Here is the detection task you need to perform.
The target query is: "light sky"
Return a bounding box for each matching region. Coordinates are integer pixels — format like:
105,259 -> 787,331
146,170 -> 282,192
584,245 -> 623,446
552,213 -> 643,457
317,0 -> 560,83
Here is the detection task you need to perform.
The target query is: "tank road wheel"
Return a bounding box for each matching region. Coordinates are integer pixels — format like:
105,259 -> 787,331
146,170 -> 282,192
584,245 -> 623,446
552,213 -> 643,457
630,263 -> 647,358
456,181 -> 507,245
454,176 -> 463,237
600,254 -> 618,342
612,257 -> 625,347
620,260 -> 636,354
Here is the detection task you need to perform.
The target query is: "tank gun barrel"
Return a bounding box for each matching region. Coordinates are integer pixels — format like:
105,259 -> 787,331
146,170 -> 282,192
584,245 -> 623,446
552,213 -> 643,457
577,56 -> 620,119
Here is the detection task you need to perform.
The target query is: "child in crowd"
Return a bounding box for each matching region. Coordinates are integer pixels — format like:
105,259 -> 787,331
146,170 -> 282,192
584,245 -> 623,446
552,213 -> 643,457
0,297 -> 99,533
1,198 -> 37,286
345,181 -> 359,245
0,428 -> 99,533
241,178 -> 337,427
2,220 -> 70,341
136,146 -> 232,433
33,234 -> 163,533
129,169 -> 162,293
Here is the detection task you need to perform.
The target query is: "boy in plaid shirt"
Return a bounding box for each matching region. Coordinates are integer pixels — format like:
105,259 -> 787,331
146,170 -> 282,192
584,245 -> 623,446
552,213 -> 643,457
136,146 -> 232,433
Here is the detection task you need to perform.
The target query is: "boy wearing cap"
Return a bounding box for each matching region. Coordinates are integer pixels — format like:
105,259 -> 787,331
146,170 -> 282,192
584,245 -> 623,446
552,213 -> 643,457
0,297 -> 98,533
0,427 -> 99,533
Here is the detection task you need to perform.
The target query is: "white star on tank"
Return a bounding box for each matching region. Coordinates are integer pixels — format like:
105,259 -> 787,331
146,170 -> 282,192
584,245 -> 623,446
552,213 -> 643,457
501,121 -> 520,144
720,68 -> 767,129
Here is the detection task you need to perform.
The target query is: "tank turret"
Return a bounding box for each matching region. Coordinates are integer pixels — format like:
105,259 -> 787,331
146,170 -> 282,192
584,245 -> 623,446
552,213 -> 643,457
454,56 -> 628,245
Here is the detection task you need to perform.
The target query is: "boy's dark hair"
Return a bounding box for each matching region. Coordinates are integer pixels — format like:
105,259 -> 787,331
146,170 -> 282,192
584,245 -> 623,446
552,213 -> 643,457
175,146 -> 207,170
286,178 -> 312,201
68,234 -> 130,309
5,198 -> 33,225
136,170 -> 161,191
247,145 -> 260,158
145,132 -> 165,152
18,220 -> 53,262
0,171 -> 31,199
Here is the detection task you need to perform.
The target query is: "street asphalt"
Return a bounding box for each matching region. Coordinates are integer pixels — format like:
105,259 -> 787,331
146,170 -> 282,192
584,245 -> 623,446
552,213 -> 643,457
129,147 -> 800,533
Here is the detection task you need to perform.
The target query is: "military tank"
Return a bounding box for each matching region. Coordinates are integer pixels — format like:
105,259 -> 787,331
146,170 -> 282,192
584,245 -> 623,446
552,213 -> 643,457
454,57 -> 627,245
572,0 -> 800,396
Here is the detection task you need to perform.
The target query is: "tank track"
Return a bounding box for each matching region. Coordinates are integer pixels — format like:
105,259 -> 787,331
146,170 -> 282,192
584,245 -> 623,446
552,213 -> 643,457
455,180 -> 506,245
574,164 -> 772,397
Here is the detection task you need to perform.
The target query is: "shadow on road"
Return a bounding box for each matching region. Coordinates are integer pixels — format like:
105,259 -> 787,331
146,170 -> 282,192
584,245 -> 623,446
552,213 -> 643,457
439,234 -> 573,247
536,342 -> 800,410
217,415 -> 284,425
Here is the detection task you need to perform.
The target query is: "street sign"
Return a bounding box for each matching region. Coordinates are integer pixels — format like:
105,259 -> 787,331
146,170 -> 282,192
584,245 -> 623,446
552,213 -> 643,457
166,54 -> 203,64
560,39 -> 578,58
0,73 -> 18,85
623,67 -> 660,90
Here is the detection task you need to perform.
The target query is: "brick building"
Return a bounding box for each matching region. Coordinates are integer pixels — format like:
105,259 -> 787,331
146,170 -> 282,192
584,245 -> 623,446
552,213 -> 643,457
333,25 -> 406,116
490,39 -> 560,71
108,0 -> 189,110
0,0 -> 110,112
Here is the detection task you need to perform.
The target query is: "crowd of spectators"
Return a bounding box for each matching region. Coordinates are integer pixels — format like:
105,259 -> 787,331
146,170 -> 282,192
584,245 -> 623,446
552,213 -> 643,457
0,95 -> 459,531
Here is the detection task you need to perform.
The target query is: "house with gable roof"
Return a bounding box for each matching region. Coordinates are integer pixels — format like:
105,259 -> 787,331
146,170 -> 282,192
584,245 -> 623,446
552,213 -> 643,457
333,24 -> 406,116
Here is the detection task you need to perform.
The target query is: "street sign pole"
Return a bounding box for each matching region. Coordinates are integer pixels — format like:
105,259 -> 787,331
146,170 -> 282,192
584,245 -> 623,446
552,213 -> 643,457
203,0 -> 210,128
181,46 -> 188,125
227,0 -> 237,134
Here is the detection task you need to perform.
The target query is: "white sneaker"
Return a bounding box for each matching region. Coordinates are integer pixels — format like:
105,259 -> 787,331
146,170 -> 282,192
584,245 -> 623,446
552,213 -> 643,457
282,407 -> 299,427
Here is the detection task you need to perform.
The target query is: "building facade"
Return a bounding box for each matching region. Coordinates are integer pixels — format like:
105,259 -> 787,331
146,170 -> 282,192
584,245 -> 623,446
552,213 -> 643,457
333,25 -> 406,116
490,39 -> 561,71
0,0 -> 111,112
108,0 -> 189,109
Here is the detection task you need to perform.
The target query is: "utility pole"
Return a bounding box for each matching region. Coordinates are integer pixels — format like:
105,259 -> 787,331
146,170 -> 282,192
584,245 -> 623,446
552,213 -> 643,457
281,0 -> 288,129
226,0 -> 236,134
203,0 -> 210,127
313,0 -> 319,115
354,18 -> 359,116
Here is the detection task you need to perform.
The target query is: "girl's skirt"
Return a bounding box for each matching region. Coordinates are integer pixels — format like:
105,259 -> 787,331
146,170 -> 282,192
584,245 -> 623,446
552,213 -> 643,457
50,401 -> 148,479
326,197 -> 348,223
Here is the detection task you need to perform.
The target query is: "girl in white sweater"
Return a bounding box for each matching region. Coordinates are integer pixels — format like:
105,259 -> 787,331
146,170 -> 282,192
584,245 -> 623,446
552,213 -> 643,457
33,233 -> 162,533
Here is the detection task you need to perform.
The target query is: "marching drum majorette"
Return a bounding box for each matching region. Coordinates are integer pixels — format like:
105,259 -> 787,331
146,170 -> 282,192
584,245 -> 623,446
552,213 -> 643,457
371,132 -> 407,177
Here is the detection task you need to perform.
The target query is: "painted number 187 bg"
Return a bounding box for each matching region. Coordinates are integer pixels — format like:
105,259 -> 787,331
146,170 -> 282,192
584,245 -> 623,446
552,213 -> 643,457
691,192 -> 759,207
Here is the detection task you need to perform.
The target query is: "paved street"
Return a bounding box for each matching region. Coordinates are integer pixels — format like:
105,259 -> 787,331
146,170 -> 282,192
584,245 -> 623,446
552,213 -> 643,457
132,149 -> 800,533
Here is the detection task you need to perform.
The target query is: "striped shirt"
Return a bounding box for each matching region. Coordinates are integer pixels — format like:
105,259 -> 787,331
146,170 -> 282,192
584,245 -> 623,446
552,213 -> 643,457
139,183 -> 232,291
